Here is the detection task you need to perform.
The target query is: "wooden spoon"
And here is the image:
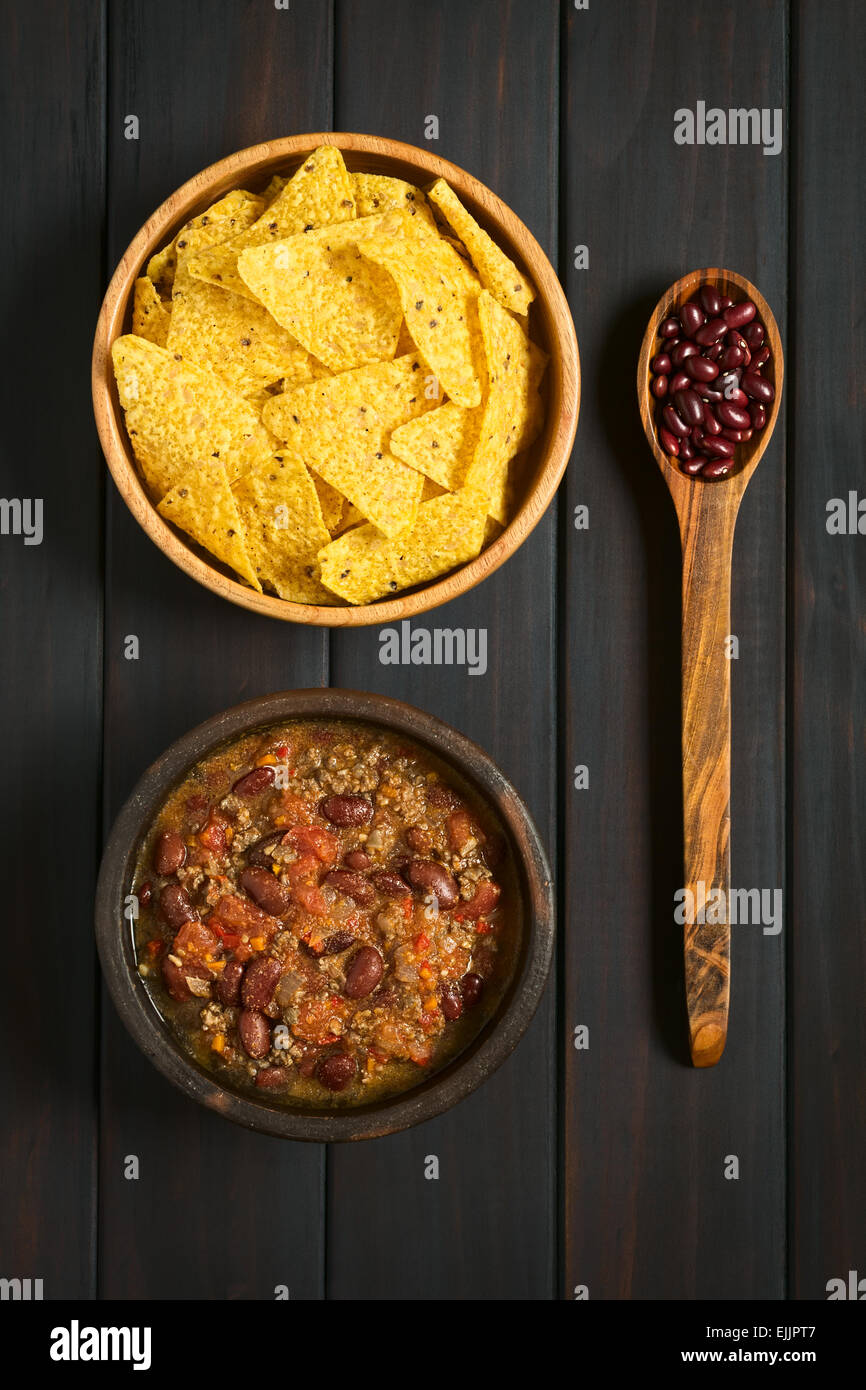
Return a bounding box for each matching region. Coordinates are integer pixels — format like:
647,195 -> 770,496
637,268 -> 783,1067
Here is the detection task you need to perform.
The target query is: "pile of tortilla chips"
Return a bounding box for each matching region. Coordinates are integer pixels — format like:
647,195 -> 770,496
112,146 -> 547,606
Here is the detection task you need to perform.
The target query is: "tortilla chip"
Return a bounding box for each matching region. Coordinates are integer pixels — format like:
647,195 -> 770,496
262,352 -> 434,441
132,277 -> 171,346
146,189 -> 264,298
351,173 -> 435,230
313,476 -> 345,533
237,217 -> 403,372
390,401 -> 480,490
157,459 -> 262,590
232,453 -> 334,603
111,335 -> 274,500
166,265 -> 321,402
463,292 -> 534,522
262,173 -> 287,204
517,339 -> 549,452
428,178 -> 535,316
358,215 -> 484,407
318,487 -> 487,605
186,145 -> 356,299
332,499 -> 366,535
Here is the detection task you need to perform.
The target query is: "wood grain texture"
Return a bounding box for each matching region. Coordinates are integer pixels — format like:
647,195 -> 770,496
99,0 -> 333,1300
562,1 -> 787,1297
788,0 -> 866,1299
0,0 -> 105,1299
638,269 -> 784,1065
93,133 -> 577,627
325,0 -> 561,1301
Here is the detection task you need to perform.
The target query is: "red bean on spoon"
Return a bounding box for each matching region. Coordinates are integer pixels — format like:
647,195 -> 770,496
717,400 -> 752,431
685,355 -> 719,382
680,301 -> 705,335
723,300 -> 756,328
742,372 -> 775,403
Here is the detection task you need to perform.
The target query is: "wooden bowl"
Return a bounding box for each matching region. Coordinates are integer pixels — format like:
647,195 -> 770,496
94,689 -> 555,1142
93,133 -> 580,625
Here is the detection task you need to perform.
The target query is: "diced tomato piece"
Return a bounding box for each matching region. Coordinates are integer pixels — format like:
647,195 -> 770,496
292,995 -> 347,1045
413,932 -> 430,953
172,919 -> 219,961
284,853 -> 329,915
270,791 -> 314,826
213,893 -> 279,938
461,880 -> 501,920
287,825 -> 339,865
198,811 -> 229,858
447,810 -> 475,854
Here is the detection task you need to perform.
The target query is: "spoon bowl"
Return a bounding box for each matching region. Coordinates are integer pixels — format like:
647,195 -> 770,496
638,266 -> 783,503
636,268 -> 783,1067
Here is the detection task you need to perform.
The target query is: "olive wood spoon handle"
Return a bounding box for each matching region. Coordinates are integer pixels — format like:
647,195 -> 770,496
637,268 -> 783,1067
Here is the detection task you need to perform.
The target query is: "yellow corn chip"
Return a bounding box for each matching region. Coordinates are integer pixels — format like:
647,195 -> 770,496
333,499 -> 366,535
132,277 -> 171,346
428,178 -> 535,316
463,292 -> 535,522
146,189 -> 264,298
358,216 -> 483,407
262,352 -> 433,441
232,453 -> 334,603
351,173 -> 435,230
313,476 -> 345,533
516,339 -> 549,452
186,146 -> 356,299
390,401 -> 480,490
238,217 -> 403,372
166,265 -> 321,402
157,459 -> 262,591
318,487 -> 487,605
111,335 -> 274,500
262,173 -> 287,204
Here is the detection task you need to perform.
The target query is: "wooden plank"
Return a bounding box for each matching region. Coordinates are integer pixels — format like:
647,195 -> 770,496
561,0 -> 787,1298
326,0 -> 560,1300
0,0 -> 104,1300
99,0 -> 333,1300
788,0 -> 866,1300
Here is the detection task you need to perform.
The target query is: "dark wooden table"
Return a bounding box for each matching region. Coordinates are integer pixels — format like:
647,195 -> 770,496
2,0 -> 863,1301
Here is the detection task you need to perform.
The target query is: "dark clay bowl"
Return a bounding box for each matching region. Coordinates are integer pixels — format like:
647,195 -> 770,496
95,689 -> 554,1142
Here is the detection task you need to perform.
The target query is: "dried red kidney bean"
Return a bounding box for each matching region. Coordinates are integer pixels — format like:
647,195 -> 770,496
324,869 -> 375,906
241,956 -> 282,1011
239,865 -> 291,916
317,1052 -> 357,1092
371,869 -> 411,897
440,983 -> 464,1021
343,946 -> 384,999
216,959 -> 244,1007
233,766 -> 275,797
238,1010 -> 270,1059
159,882 -> 197,929
460,973 -> 485,1007
153,830 -> 186,876
406,859 -> 459,908
320,794 -> 373,826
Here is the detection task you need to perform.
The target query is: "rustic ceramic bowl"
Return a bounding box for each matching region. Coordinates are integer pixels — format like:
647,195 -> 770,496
95,690 -> 554,1141
92,132 -> 579,625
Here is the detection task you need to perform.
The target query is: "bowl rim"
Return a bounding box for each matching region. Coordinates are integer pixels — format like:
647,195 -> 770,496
94,688 -> 555,1141
92,131 -> 580,626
